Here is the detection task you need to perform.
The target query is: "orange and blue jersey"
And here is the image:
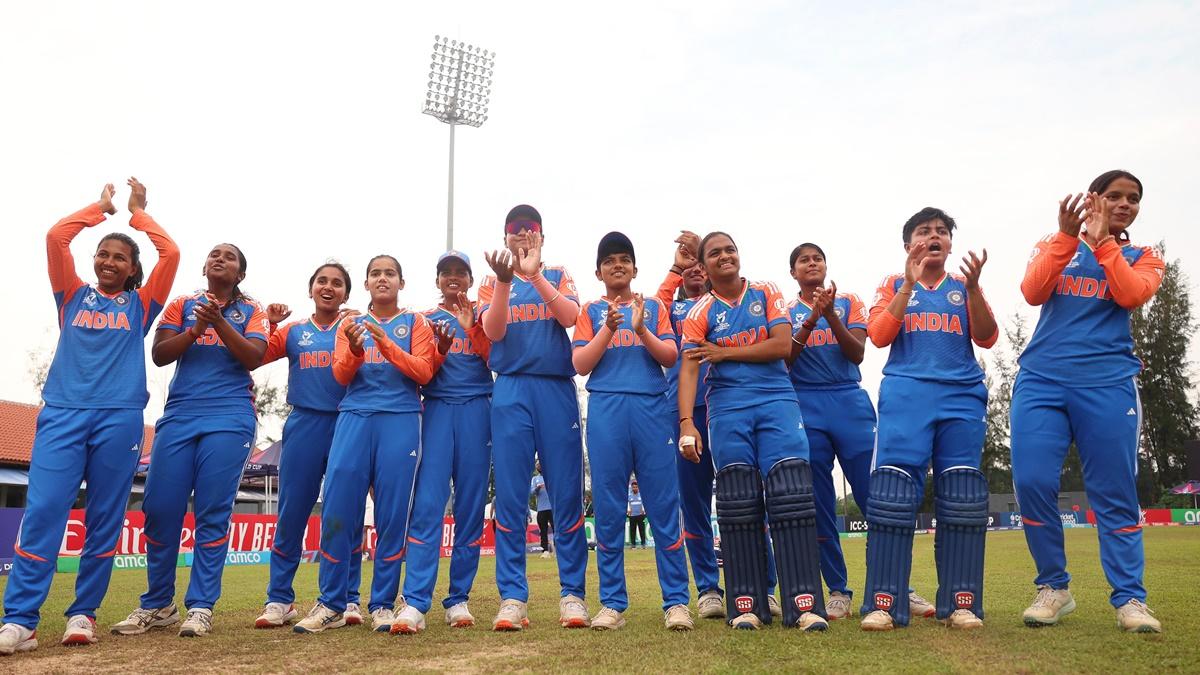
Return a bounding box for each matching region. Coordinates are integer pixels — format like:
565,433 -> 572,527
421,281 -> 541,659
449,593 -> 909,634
42,204 -> 180,409
655,272 -> 709,409
681,280 -> 794,411
477,267 -> 578,377
1018,232 -> 1165,386
572,297 -> 674,394
868,273 -> 996,384
157,293 -> 270,416
786,293 -> 869,389
262,317 -> 346,412
333,311 -> 442,413
420,306 -> 493,402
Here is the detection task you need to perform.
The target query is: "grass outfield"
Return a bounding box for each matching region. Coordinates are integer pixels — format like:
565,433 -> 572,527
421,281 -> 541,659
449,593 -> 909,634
3,528 -> 1197,673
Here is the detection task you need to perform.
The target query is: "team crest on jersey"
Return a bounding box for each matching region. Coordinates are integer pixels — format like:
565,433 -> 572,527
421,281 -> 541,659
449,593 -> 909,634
793,594 -> 815,612
954,591 -> 974,609
874,592 -> 894,611
748,300 -> 764,317
834,305 -> 845,319
734,595 -> 755,613
83,291 -> 98,307
298,330 -> 314,347
228,308 -> 246,323
946,290 -> 965,306
642,306 -> 652,321
115,294 -> 128,305
714,311 -> 730,332
393,324 -> 410,339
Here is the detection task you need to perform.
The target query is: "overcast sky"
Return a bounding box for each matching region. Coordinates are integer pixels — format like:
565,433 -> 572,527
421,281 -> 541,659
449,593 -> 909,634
2,1 -> 1197,445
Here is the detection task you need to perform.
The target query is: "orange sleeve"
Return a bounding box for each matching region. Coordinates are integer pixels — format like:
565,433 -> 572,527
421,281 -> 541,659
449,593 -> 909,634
262,322 -> 290,365
467,320 -> 491,362
47,203 -> 106,307
846,293 -> 869,330
131,210 -> 180,313
656,271 -> 682,307
332,318 -> 364,386
867,276 -> 902,347
376,314 -> 445,385
572,303 -> 596,345
1095,241 -> 1165,310
556,268 -> 579,301
681,299 -> 710,347
763,282 -> 789,326
157,296 -> 186,333
1020,232 -> 1078,306
655,299 -> 674,338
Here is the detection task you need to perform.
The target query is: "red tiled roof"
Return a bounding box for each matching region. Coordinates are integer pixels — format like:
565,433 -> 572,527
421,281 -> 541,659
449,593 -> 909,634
0,400 -> 155,467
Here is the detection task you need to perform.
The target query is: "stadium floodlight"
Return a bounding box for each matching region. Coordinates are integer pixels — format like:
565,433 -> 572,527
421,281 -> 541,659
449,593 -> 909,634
424,36 -> 495,250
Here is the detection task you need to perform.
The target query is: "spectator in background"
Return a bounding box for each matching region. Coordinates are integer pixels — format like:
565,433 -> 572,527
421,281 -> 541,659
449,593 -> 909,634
531,462 -> 553,559
627,481 -> 647,549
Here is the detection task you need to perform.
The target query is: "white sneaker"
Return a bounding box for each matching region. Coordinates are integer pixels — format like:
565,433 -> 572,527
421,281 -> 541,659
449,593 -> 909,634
371,607 -> 395,633
664,604 -> 694,631
445,602 -> 475,628
61,614 -> 97,646
492,599 -> 529,632
178,608 -> 213,637
909,591 -> 936,618
110,605 -> 180,635
394,595 -> 408,611
390,606 -> 426,635
292,603 -> 346,634
590,607 -> 625,631
540,551 -> 551,559
826,591 -> 852,620
343,602 -> 364,626
943,609 -> 983,630
1116,599 -> 1162,633
861,609 -> 894,632
730,612 -> 762,630
0,623 -> 38,655
1023,586 -> 1075,627
767,594 -> 782,618
697,590 -> 725,619
254,602 -> 298,628
560,594 -> 590,628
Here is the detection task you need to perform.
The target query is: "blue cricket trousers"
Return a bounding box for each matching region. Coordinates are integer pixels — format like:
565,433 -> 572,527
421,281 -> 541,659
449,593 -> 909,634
3,407 -> 142,629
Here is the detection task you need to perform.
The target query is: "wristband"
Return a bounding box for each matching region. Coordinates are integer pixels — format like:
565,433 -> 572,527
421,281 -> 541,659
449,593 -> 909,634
679,416 -> 692,424
670,265 -> 684,275
791,334 -> 806,346
802,321 -> 818,331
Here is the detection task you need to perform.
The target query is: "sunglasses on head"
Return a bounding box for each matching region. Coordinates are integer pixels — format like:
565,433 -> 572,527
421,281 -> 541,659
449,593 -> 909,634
505,220 -> 541,235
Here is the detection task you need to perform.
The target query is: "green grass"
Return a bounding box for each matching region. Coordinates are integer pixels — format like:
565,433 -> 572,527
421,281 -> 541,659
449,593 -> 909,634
3,528 -> 1198,673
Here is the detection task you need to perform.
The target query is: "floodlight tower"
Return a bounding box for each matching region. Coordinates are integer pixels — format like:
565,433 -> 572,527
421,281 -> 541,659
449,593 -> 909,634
424,36 -> 495,250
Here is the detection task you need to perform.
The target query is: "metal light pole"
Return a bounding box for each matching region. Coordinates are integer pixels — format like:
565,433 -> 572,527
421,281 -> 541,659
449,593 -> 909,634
424,36 -> 495,250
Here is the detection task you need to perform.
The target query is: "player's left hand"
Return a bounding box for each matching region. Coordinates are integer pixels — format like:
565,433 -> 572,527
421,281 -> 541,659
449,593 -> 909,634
959,250 -> 988,290
514,231 -> 544,277
127,177 -> 147,213
630,293 -> 647,335
362,321 -> 388,345
448,291 -> 475,329
686,339 -> 727,364
674,231 -> 700,270
266,303 -> 292,324
815,281 -> 839,320
1083,192 -> 1112,244
433,321 -> 456,355
193,294 -> 226,326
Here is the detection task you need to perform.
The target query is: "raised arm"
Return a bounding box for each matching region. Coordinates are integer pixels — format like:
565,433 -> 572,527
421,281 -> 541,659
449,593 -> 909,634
128,178 -> 180,322
47,186 -> 114,310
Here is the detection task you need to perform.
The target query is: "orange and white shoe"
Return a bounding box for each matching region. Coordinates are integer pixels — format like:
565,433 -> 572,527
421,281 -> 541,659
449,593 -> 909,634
559,595 -> 590,628
61,615 -> 98,646
343,603 -> 364,626
909,592 -> 936,619
445,602 -> 475,628
492,599 -> 530,632
0,623 -> 38,655
390,606 -> 426,635
254,603 -> 298,628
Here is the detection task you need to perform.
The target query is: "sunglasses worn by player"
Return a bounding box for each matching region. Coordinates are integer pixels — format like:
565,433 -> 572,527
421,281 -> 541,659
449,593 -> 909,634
505,219 -> 541,235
